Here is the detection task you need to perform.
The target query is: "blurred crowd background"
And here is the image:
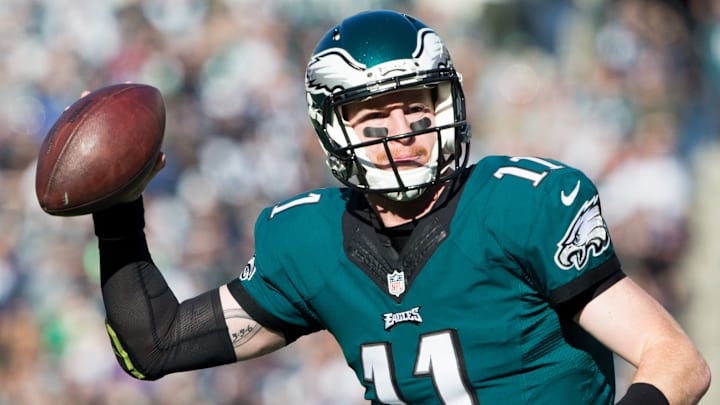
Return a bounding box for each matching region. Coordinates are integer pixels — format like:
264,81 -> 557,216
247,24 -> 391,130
1,0 -> 720,403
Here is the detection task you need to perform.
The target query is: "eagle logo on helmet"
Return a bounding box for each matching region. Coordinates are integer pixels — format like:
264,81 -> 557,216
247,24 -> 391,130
305,28 -> 450,99
306,47 -> 367,98
554,194 -> 610,271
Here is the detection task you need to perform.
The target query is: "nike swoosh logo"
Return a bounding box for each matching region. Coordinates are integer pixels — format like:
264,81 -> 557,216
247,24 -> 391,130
561,180 -> 581,206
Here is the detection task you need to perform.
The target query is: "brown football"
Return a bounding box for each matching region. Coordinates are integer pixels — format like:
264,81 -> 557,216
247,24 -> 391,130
36,83 -> 165,216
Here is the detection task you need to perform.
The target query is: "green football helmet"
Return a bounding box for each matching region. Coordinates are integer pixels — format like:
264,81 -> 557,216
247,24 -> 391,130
305,10 -> 471,201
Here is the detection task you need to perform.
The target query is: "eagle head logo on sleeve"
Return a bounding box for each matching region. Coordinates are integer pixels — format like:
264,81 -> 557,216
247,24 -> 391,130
554,195 -> 610,271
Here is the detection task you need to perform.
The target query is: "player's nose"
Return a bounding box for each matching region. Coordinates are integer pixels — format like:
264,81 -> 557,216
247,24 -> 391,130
386,109 -> 414,141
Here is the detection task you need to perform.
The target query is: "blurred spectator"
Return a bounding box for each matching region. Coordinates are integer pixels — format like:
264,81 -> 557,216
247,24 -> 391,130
599,111 -> 693,314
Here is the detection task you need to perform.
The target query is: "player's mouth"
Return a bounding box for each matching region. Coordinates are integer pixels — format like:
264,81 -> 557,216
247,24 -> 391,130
377,152 -> 427,170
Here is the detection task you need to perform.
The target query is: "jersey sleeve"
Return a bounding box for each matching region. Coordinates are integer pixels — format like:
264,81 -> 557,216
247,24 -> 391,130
489,157 -> 623,309
227,204 -> 325,343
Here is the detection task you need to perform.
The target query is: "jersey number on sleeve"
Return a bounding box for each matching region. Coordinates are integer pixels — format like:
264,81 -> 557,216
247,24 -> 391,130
269,192 -> 322,219
361,329 -> 479,404
492,156 -> 564,186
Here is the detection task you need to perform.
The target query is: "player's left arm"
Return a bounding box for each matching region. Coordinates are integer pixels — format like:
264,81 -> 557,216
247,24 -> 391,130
576,276 -> 711,405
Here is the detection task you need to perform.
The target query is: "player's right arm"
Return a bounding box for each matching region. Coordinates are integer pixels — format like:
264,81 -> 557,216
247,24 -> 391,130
218,284 -> 287,360
94,197 -> 286,380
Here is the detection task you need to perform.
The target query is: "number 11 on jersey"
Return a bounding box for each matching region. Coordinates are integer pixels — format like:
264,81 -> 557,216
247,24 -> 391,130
492,156 -> 564,187
361,329 -> 479,404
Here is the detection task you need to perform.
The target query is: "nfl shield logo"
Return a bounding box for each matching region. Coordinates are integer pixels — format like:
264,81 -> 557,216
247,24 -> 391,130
387,270 -> 406,297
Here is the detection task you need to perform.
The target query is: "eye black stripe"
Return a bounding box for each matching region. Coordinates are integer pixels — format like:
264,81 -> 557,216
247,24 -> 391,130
410,117 -> 431,131
364,127 -> 388,138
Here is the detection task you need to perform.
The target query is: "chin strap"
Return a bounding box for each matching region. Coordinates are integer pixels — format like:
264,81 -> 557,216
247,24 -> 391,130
381,187 -> 426,201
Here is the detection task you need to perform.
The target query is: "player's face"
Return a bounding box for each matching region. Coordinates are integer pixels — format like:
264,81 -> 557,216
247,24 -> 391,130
344,88 -> 437,171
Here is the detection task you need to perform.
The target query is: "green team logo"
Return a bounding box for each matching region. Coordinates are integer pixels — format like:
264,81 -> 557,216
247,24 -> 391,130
305,28 -> 449,99
554,195 -> 610,271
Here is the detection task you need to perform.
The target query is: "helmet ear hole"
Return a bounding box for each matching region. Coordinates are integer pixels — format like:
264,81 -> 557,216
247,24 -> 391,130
326,155 -> 352,179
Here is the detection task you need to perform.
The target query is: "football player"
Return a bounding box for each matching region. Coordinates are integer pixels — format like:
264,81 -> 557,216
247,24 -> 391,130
92,10 -> 709,404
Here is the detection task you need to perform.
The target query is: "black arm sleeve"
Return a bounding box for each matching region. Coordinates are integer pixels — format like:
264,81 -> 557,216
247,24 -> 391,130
615,383 -> 670,405
94,198 -> 237,380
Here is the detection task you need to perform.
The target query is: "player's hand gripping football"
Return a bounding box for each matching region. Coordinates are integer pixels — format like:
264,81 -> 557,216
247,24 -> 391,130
120,150 -> 166,203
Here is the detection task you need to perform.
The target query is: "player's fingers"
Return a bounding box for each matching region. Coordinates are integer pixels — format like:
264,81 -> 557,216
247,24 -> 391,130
152,152 -> 166,175
63,90 -> 90,111
118,152 -> 165,203
64,90 -> 92,112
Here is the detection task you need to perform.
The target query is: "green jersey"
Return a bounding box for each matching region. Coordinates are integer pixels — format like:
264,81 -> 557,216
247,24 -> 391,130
228,155 -> 622,404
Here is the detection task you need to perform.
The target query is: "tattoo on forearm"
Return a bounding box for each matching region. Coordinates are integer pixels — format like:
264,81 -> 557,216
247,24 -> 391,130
224,308 -> 262,347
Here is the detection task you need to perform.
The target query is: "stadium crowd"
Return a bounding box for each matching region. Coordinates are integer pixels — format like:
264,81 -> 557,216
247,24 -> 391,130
1,0 -> 719,403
